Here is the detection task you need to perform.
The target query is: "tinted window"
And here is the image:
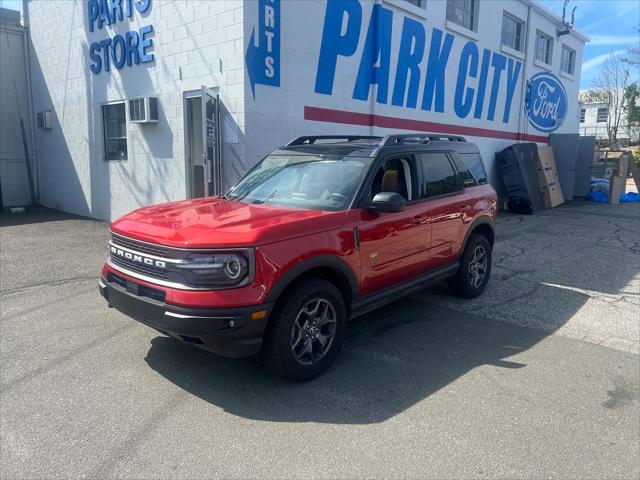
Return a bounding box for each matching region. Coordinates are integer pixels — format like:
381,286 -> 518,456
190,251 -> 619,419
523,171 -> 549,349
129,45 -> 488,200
453,157 -> 477,187
420,153 -> 461,197
458,153 -> 488,185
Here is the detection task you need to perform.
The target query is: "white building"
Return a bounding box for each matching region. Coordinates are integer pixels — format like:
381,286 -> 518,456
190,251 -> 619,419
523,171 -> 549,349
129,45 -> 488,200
23,0 -> 588,220
0,7 -> 35,208
579,87 -> 639,143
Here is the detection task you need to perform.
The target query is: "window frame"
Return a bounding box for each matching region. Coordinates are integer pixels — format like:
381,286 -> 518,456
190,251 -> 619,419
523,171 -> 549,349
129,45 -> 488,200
383,0 -> 427,19
560,45 -> 576,75
404,0 -> 425,8
418,151 -> 464,200
579,108 -> 586,123
596,107 -> 608,123
101,101 -> 128,161
446,0 -> 479,34
367,154 -> 423,205
535,30 -> 553,65
501,12 -> 525,53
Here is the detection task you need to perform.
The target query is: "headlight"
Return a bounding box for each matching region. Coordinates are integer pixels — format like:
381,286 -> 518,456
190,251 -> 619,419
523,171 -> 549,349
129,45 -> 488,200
175,252 -> 249,287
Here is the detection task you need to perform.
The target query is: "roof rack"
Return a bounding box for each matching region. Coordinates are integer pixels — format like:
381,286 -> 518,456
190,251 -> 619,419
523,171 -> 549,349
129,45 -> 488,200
285,135 -> 383,146
380,134 -> 467,146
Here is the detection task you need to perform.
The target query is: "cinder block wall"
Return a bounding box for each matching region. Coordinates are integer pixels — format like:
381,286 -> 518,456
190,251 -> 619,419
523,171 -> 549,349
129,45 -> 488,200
26,0 -> 246,220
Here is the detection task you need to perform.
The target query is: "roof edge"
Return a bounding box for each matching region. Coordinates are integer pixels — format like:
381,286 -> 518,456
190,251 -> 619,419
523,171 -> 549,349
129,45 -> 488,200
523,0 -> 591,43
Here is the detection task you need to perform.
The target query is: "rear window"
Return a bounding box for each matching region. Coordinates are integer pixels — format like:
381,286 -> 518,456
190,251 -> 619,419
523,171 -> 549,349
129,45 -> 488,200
456,153 -> 488,186
419,153 -> 462,197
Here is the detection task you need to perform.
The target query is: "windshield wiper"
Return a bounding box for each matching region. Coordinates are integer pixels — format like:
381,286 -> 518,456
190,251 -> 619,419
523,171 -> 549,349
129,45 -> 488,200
253,190 -> 278,204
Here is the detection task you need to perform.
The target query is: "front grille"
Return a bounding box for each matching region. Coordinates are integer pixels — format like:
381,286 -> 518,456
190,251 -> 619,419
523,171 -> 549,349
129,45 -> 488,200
111,255 -> 168,279
111,234 -> 170,257
107,271 -> 166,302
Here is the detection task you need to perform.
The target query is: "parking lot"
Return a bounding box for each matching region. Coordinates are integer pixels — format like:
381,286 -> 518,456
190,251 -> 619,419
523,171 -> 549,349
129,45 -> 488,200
1,202 -> 639,479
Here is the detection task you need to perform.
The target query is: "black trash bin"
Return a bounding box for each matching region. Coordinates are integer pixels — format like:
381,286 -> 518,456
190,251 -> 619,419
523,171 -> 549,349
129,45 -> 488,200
496,143 -> 545,214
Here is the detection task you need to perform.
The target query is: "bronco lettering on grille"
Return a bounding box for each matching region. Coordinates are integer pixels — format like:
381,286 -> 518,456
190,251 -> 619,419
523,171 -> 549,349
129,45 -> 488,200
110,246 -> 167,269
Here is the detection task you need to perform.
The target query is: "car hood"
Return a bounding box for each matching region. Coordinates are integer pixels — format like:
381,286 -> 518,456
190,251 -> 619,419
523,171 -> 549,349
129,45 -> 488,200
110,197 -> 348,248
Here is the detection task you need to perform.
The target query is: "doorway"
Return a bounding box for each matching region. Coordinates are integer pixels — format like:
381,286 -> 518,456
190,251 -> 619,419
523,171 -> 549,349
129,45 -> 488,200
184,86 -> 221,198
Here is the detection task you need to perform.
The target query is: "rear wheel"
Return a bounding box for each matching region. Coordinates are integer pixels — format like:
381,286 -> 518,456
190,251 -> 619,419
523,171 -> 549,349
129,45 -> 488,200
259,278 -> 347,381
450,234 -> 492,298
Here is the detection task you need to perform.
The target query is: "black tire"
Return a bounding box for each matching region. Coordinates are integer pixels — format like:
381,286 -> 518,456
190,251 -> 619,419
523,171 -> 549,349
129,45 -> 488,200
259,278 -> 347,381
450,233 -> 492,298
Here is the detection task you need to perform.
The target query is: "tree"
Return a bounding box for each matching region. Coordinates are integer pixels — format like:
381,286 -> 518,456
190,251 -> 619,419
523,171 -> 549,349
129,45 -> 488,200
592,54 -> 630,142
623,25 -> 639,67
624,83 -> 640,142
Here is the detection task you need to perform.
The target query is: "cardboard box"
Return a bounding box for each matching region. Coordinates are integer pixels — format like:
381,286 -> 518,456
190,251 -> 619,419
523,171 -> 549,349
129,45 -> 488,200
537,146 -> 565,208
610,172 -> 625,204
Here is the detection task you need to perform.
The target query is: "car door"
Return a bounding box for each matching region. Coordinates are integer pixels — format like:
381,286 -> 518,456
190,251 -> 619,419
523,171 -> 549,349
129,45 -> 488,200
355,154 -> 432,296
418,152 -> 472,270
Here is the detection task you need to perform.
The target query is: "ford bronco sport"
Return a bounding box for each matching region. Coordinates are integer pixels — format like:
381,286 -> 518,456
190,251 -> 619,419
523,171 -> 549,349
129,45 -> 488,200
100,134 -> 497,380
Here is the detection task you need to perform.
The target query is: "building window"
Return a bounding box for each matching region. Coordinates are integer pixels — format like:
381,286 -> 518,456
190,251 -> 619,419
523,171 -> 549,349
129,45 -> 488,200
535,31 -> 553,64
446,0 -> 479,32
102,103 -> 127,161
561,46 -> 575,75
579,108 -> 586,123
404,0 -> 425,7
501,13 -> 524,52
596,107 -> 608,123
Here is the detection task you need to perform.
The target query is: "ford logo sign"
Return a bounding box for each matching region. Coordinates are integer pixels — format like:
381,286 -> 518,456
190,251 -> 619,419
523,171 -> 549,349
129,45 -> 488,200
525,72 -> 568,133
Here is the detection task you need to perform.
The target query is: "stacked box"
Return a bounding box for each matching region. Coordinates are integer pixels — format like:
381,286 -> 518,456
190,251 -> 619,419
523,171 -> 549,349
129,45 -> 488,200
537,146 -> 565,208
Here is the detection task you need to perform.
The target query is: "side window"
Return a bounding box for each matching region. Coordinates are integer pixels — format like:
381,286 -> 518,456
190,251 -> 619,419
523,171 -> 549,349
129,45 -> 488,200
458,153 -> 488,185
419,153 -> 461,197
370,156 -> 418,202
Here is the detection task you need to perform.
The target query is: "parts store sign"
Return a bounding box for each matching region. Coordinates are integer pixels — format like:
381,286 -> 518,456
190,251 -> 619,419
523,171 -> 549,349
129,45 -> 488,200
87,0 -> 155,75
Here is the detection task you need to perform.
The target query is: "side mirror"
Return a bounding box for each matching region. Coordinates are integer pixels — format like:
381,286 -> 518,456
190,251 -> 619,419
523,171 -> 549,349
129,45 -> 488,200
369,192 -> 406,213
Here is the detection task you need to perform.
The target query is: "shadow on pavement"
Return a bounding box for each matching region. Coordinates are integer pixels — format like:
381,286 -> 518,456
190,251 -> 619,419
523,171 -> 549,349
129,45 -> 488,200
142,200 -> 639,424
145,298 -> 547,425
0,206 -> 92,228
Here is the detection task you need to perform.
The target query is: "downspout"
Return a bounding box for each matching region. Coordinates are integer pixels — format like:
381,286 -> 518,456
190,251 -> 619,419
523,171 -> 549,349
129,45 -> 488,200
22,0 -> 39,201
517,4 -> 533,142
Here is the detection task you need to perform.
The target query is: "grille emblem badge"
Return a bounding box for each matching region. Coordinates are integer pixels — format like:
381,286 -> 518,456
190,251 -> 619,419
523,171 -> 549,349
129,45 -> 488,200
110,246 -> 167,269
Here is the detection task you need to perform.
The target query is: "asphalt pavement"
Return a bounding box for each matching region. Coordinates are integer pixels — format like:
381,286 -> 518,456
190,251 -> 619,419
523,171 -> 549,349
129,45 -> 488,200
1,202 -> 638,479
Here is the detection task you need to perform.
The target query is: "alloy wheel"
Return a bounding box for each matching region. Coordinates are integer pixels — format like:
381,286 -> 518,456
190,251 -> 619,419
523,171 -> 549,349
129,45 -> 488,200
468,245 -> 488,288
290,298 -> 337,365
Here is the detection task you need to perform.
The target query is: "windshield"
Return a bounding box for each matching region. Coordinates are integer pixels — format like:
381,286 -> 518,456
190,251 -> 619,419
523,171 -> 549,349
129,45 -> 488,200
226,154 -> 368,211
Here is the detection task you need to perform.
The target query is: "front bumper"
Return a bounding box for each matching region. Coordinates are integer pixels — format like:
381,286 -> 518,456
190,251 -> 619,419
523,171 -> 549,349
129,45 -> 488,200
99,275 -> 272,358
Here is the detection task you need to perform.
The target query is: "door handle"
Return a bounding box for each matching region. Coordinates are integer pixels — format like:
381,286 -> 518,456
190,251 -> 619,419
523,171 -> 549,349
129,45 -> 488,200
412,215 -> 426,225
459,204 -> 471,211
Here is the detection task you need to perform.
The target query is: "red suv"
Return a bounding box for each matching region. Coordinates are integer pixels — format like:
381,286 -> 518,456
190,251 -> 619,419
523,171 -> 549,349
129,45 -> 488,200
100,134 -> 497,380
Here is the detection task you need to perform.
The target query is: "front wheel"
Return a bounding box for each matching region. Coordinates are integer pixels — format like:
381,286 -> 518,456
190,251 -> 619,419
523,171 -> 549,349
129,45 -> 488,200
450,234 -> 492,298
259,278 -> 347,381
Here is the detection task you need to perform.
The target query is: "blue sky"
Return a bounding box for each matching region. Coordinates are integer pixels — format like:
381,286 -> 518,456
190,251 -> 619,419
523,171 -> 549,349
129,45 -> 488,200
539,0 -> 639,89
2,0 -> 638,90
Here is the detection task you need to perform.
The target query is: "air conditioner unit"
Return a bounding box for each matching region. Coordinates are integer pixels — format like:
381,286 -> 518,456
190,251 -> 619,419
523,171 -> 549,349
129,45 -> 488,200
37,110 -> 52,130
128,97 -> 159,124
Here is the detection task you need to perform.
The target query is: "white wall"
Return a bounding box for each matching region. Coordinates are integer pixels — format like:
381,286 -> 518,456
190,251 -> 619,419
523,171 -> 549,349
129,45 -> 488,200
0,14 -> 33,207
26,0 -> 586,220
26,0 -> 245,220
243,0 -> 586,192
